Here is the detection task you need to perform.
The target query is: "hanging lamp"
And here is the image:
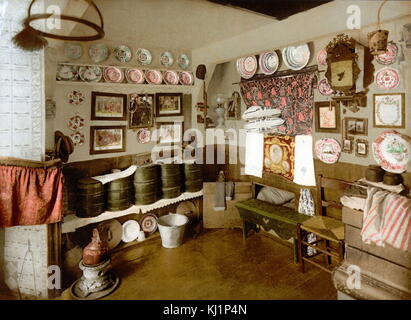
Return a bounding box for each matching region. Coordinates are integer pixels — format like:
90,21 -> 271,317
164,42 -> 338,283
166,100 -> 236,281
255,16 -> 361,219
12,0 -> 105,51
367,0 -> 389,55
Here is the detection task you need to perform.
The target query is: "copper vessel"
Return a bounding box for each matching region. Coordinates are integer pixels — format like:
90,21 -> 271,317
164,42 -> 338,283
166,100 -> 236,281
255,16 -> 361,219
83,228 -> 108,266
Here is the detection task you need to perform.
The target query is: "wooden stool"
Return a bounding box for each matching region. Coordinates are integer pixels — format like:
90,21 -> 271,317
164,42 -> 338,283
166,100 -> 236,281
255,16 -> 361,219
297,216 -> 345,273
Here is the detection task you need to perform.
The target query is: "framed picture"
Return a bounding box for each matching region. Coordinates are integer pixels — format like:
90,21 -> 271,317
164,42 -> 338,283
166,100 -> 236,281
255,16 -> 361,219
91,92 -> 127,121
129,94 -> 154,129
344,117 -> 368,136
227,91 -> 241,120
90,125 -> 126,154
355,139 -> 368,157
155,93 -> 183,117
373,93 -> 405,128
342,136 -> 354,153
315,101 -> 340,133
157,122 -> 183,144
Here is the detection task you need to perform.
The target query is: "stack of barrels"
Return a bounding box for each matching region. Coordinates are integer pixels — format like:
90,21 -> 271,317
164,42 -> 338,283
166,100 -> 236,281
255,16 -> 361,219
134,164 -> 159,205
106,176 -> 134,211
183,163 -> 203,192
160,163 -> 182,199
76,178 -> 105,217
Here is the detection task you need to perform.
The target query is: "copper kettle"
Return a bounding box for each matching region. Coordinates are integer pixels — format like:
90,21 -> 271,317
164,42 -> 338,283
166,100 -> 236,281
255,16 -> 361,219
82,228 -> 108,266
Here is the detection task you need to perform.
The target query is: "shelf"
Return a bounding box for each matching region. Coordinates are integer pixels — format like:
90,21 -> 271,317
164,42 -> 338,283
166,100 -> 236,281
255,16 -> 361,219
56,80 -> 194,89
62,189 -> 203,234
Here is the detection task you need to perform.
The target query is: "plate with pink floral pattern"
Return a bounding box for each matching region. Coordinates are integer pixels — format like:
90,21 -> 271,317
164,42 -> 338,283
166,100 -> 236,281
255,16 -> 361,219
315,138 -> 341,164
318,78 -> 335,96
103,66 -> 124,83
375,67 -> 400,89
145,69 -> 163,85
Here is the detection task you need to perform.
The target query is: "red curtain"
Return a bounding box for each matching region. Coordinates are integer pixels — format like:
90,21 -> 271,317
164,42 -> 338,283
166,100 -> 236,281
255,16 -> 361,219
0,165 -> 64,227
239,72 -> 317,136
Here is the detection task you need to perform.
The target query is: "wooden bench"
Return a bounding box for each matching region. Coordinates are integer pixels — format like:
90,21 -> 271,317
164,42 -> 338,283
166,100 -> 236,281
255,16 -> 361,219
235,198 -> 311,262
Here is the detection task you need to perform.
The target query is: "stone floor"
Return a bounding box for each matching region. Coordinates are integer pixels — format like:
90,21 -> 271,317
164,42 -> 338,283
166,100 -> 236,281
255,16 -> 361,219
61,228 -> 337,300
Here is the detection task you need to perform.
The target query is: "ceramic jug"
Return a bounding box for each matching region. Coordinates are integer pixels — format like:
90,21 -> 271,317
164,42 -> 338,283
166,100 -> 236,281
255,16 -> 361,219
82,228 -> 108,266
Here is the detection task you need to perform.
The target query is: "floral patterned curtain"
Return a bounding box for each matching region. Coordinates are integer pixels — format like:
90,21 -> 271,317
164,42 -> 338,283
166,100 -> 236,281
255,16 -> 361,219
239,72 -> 317,136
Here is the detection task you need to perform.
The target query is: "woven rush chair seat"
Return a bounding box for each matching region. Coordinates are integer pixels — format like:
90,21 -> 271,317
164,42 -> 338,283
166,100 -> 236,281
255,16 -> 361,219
301,216 -> 345,242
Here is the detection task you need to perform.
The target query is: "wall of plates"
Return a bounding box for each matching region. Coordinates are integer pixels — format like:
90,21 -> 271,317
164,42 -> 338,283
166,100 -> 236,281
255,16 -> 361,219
45,42 -> 197,163
209,15 -> 411,169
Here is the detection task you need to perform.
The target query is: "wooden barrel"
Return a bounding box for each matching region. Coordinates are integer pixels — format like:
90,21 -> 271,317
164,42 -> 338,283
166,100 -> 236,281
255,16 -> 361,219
161,172 -> 181,188
185,179 -> 203,192
134,164 -> 160,205
135,192 -> 157,205
184,163 -> 203,192
76,178 -> 105,217
160,163 -> 181,177
162,186 -> 181,199
134,164 -> 159,182
106,177 -> 134,211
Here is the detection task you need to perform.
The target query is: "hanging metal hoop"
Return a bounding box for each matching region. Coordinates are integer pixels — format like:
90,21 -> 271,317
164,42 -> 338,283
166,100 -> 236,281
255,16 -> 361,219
24,0 -> 105,41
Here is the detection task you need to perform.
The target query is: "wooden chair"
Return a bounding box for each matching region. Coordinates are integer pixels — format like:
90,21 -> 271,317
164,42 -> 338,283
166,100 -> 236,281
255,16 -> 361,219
296,175 -> 350,273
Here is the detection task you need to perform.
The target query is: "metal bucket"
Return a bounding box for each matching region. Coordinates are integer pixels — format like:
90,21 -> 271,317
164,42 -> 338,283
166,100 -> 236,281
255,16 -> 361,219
157,214 -> 189,248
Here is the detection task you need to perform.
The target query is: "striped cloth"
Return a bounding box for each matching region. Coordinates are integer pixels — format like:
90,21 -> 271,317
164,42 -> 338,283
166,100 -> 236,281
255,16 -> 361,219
361,187 -> 411,252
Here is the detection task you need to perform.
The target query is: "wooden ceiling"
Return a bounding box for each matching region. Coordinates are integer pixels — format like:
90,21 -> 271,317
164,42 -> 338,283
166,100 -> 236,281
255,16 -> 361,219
207,0 -> 333,20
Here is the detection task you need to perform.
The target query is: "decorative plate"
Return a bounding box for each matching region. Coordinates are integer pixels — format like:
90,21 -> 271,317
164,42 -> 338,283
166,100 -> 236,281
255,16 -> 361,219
258,51 -> 279,75
64,43 -> 83,60
68,114 -> 85,131
318,78 -> 335,96
67,90 -> 85,105
376,42 -> 398,65
97,219 -> 122,250
372,130 -> 411,173
121,220 -> 141,243
56,64 -> 79,81
163,70 -> 179,85
125,68 -> 145,84
114,45 -> 132,63
139,213 -> 158,234
316,48 -> 327,66
79,66 -> 102,82
145,69 -> 163,85
179,71 -> 194,85
375,67 -> 400,89
236,56 -> 257,79
315,138 -> 341,164
136,48 -> 152,65
88,43 -> 109,63
103,66 -> 124,83
160,51 -> 174,67
137,128 -> 151,144
69,131 -> 85,146
282,44 -> 310,70
178,54 -> 190,69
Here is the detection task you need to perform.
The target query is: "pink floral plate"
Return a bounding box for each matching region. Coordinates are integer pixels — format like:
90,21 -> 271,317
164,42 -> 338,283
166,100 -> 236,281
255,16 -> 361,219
145,69 -> 163,85
163,70 -> 179,85
375,67 -> 400,89
315,138 -> 341,164
125,68 -> 145,84
68,114 -> 85,131
318,78 -> 334,96
376,42 -> 398,65
236,56 -> 257,79
70,131 -> 85,146
317,49 -> 327,66
179,71 -> 194,85
103,66 -> 124,83
137,128 -> 151,144
67,90 -> 85,105
372,130 -> 411,174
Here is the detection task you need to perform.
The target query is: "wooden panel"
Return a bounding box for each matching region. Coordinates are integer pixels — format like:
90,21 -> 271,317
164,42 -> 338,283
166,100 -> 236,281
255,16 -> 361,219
346,225 -> 411,269
345,246 -> 411,292
342,206 -> 363,228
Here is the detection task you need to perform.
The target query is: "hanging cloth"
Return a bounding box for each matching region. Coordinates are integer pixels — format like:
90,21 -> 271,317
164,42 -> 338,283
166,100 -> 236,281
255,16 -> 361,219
239,71 -> 316,136
0,165 -> 64,227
